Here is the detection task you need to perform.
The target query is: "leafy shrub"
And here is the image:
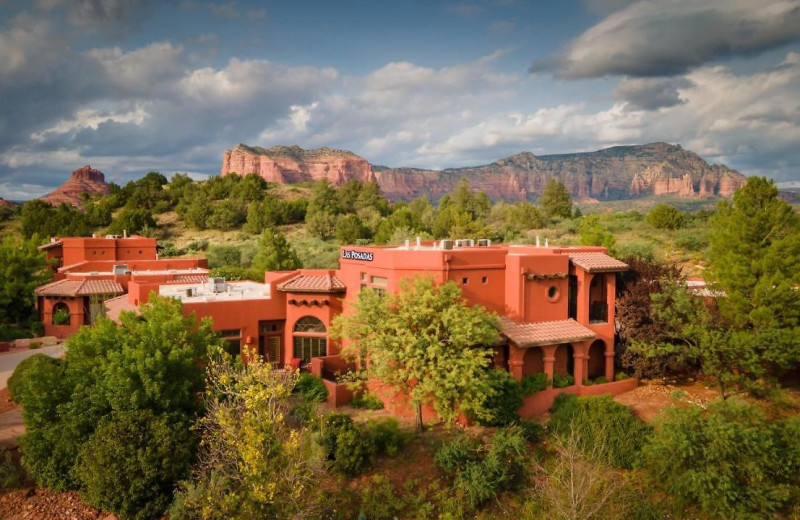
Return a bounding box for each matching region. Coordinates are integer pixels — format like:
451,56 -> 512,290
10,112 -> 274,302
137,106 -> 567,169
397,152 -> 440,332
615,241 -> 658,262
641,399 -> 800,518
28,341 -> 41,349
520,372 -> 549,395
295,373 -> 329,403
646,204 -> 684,229
333,426 -> 376,476
594,376 -> 608,384
318,412 -> 378,475
364,418 -> 407,457
358,476 -> 405,520
7,354 -> 61,404
318,412 -> 354,459
519,419 -> 544,443
52,308 -> 71,325
548,394 -> 651,469
552,373 -> 574,388
614,372 -> 630,381
74,410 -> 196,520
475,369 -> 523,426
436,428 -> 528,511
0,450 -> 23,490
674,232 -> 707,252
351,392 -> 384,410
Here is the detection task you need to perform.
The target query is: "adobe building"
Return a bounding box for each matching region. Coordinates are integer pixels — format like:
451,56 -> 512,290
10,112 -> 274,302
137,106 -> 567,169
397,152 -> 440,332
97,238 -> 635,416
35,236 -> 208,338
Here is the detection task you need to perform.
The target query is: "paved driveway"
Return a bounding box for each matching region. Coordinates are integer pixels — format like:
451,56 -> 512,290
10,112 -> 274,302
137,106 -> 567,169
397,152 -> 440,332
0,344 -> 64,389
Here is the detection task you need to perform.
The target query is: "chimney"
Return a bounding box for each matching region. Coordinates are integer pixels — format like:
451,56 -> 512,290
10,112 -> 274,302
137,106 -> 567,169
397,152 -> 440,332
545,238 -> 549,247
404,238 -> 410,249
536,235 -> 540,247
123,229 -> 127,238
416,236 -> 421,248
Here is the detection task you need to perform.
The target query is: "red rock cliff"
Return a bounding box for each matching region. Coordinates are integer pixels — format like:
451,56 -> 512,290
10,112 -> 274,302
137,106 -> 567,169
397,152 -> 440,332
40,165 -> 110,208
221,144 -> 376,186
376,143 -> 746,201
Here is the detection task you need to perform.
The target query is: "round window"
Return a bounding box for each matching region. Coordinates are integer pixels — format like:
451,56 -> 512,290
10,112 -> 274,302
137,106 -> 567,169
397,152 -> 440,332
547,286 -> 559,299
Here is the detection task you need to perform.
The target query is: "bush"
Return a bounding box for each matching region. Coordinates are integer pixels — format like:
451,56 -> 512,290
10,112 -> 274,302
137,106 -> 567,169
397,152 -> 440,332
552,373 -> 574,388
351,392 -> 384,410
0,449 -> 23,490
475,369 -> 523,426
521,372 -> 549,395
615,241 -> 657,262
28,341 -> 41,349
294,373 -> 329,403
640,399 -> 800,518
333,426 -> 376,476
548,394 -> 651,469
674,231 -> 707,252
364,418 -> 407,457
646,204 -> 684,230
318,412 -> 354,459
359,476 -> 405,520
594,376 -> 608,384
74,411 -> 196,520
436,428 -> 528,511
7,354 -> 61,405
615,372 -> 630,381
519,419 -> 544,443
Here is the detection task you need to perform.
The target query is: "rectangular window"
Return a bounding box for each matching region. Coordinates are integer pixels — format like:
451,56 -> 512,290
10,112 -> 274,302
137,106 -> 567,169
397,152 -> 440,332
219,329 -> 240,338
370,276 -> 388,286
293,336 -> 327,362
225,339 -> 241,357
482,276 -> 488,284
259,321 -> 283,334
462,277 -> 469,285
360,272 -> 368,281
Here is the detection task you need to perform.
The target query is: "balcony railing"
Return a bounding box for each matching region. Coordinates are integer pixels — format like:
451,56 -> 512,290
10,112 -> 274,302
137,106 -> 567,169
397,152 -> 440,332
589,302 -> 608,323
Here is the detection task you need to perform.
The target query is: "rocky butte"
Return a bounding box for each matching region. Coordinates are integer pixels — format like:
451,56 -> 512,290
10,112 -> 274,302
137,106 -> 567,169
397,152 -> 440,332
41,165 -> 110,208
221,144 -> 376,186
221,142 -> 747,202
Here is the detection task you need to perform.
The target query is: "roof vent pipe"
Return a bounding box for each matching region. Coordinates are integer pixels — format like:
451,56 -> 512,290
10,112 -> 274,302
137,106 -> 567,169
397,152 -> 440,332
536,235 -> 540,247
404,239 -> 410,249
545,238 -> 549,247
416,236 -> 421,248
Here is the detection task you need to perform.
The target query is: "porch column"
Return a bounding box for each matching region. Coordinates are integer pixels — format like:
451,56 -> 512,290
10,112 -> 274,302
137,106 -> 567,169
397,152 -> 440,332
573,344 -> 585,387
508,345 -> 525,382
542,345 -> 556,388
605,349 -> 615,381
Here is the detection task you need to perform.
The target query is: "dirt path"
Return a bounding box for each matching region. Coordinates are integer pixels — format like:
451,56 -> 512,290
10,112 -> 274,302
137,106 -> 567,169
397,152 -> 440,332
614,380 -> 720,423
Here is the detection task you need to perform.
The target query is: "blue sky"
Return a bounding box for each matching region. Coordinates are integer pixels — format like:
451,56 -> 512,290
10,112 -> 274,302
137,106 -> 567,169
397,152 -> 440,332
1,0 -> 800,199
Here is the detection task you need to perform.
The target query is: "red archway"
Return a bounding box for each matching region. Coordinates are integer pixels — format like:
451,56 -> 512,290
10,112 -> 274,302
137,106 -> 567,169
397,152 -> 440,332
588,340 -> 605,380
522,347 -> 544,376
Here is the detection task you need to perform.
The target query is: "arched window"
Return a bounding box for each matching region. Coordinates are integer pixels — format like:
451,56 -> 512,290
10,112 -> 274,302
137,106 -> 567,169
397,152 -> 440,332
52,302 -> 71,325
292,316 -> 327,362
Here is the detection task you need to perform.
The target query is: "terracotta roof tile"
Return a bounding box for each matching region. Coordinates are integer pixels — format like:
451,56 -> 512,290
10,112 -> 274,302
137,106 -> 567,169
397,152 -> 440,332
569,252 -> 628,273
169,274 -> 209,284
500,317 -> 596,347
276,274 -> 346,293
35,279 -> 124,297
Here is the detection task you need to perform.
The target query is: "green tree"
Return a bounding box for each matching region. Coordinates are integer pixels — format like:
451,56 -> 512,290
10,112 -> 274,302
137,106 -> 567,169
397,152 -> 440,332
578,215 -> 616,252
335,214 -> 369,244
0,236 -> 53,326
332,276 -> 500,432
250,229 -> 301,273
107,207 -> 156,236
707,176 -> 800,330
306,210 -> 337,240
12,296 -> 220,516
539,179 -> 573,219
641,399 -> 800,518
645,203 -> 684,229
75,410 -> 196,520
207,200 -> 246,231
171,348 -> 323,519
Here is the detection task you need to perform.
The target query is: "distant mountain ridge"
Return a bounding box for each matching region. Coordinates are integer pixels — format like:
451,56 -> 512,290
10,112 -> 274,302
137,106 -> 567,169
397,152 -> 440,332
222,142 -> 746,201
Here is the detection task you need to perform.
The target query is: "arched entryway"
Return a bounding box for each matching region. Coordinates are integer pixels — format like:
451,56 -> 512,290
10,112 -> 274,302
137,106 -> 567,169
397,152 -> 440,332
587,340 -> 606,380
292,316 -> 327,365
52,302 -> 71,325
522,347 -> 544,377
554,344 -> 574,378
